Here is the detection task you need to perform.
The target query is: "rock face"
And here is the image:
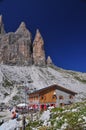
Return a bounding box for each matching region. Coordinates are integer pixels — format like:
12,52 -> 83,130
0,15 -> 5,34
33,29 -> 46,66
15,22 -> 31,38
15,22 -> 32,65
0,15 -> 53,66
47,56 -> 53,65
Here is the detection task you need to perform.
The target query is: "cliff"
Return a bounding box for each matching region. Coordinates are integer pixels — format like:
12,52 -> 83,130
0,15 -> 53,66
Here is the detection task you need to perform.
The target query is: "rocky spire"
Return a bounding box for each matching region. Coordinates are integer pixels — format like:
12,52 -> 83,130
15,22 -> 31,39
33,29 -> 46,66
0,16 -> 53,66
15,22 -> 32,65
47,56 -> 53,65
0,15 -> 5,34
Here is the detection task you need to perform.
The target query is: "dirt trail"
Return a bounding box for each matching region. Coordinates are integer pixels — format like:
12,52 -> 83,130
0,110 -> 11,122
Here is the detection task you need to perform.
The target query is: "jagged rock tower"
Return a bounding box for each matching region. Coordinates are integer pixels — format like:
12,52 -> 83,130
46,56 -> 53,65
33,29 -> 46,66
15,22 -> 32,65
0,15 -> 5,34
0,15 -> 53,66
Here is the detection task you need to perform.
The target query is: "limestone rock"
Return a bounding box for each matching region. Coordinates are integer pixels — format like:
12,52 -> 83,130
0,15 -> 5,34
0,16 -> 52,66
33,29 -> 46,66
15,22 -> 31,39
0,32 -> 32,65
17,38 -> 32,65
15,22 -> 32,65
47,56 -> 53,65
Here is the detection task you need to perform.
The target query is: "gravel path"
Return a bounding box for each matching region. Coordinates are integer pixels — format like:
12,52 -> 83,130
0,110 -> 11,122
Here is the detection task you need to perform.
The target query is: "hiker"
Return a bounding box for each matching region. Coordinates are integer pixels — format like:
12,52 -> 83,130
11,111 -> 16,119
22,116 -> 26,130
15,110 -> 19,119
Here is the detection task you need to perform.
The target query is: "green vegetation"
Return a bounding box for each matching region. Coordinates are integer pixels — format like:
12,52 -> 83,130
13,95 -> 19,101
38,126 -> 52,130
49,101 -> 86,130
25,101 -> 86,130
26,121 -> 42,130
49,64 -> 63,72
51,107 -> 64,113
74,76 -> 86,84
0,115 -> 5,119
3,78 -> 13,88
66,71 -> 77,76
4,92 -> 9,97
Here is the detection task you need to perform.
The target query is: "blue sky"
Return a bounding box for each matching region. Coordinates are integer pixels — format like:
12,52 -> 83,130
0,0 -> 86,72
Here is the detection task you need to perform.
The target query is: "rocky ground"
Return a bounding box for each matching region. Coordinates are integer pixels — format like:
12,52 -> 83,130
0,100 -> 86,130
0,64 -> 86,105
0,110 -> 11,122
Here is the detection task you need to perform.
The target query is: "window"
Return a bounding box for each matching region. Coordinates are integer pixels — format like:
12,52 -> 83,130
69,95 -> 73,99
41,96 -> 46,100
41,96 -> 44,100
59,96 -> 63,99
52,95 -> 57,99
60,103 -> 64,106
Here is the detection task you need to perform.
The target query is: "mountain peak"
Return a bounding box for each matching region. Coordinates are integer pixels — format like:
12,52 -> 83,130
19,21 -> 26,28
33,29 -> 43,43
0,16 -> 53,66
36,29 -> 41,36
0,15 -> 2,24
15,21 -> 31,38
47,56 -> 53,65
33,29 -> 46,66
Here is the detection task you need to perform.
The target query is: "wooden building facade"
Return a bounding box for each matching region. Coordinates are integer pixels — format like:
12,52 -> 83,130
28,84 -> 77,109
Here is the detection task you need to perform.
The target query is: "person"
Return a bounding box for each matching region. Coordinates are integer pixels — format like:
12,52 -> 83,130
15,110 -> 19,119
11,111 -> 16,119
22,116 -> 26,130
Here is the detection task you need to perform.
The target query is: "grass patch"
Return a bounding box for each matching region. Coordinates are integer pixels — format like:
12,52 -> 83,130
13,95 -> 19,101
4,92 -> 9,97
49,64 -> 63,72
0,115 -> 5,118
3,78 -> 13,88
51,107 -> 64,113
26,121 -> 41,130
74,76 -> 86,84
